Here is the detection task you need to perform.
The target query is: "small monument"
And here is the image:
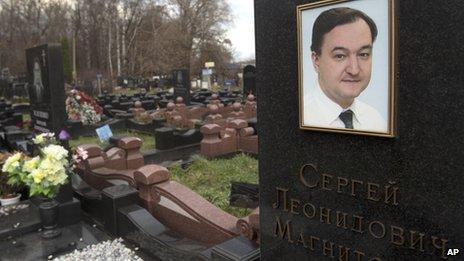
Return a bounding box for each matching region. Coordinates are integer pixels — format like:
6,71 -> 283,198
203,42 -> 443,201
172,69 -> 190,106
243,65 -> 256,96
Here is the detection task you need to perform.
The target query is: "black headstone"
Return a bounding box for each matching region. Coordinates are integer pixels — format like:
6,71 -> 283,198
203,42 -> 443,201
101,185 -> 139,235
243,65 -> 256,96
26,44 -> 66,134
256,1 -> 463,260
172,69 -> 190,105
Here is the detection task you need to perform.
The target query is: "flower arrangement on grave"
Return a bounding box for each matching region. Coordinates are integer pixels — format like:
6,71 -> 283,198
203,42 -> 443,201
66,89 -> 103,125
71,146 -> 89,170
0,152 -> 23,202
2,133 -> 70,198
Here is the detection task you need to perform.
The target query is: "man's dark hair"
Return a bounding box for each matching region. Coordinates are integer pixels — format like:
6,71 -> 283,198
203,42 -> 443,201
311,7 -> 378,55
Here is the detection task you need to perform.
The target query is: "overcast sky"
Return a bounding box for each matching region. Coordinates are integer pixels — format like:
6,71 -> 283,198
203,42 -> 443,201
226,0 -> 255,61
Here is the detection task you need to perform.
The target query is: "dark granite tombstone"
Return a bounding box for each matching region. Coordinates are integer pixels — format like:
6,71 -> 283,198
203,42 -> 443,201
26,44 -> 66,134
154,127 -> 202,151
141,99 -> 156,110
101,185 -> 139,236
256,1 -> 463,260
25,44 -> 78,212
243,65 -> 256,96
12,82 -> 28,98
0,79 -> 8,98
172,69 -> 190,106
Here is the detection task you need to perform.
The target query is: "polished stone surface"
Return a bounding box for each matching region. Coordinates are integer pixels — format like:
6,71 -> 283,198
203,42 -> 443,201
210,236 -> 260,261
0,221 -> 110,261
26,44 -> 66,134
256,0 -> 464,260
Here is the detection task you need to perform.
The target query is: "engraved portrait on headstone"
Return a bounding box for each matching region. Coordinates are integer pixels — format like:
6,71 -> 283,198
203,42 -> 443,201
32,59 -> 45,103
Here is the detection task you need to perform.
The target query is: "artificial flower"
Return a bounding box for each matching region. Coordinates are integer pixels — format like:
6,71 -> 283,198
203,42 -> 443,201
2,133 -> 71,198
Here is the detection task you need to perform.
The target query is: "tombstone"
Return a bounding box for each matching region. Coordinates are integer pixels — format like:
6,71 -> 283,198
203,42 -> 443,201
242,65 -> 256,96
1,68 -> 10,80
172,69 -> 190,106
96,73 -> 103,95
82,80 -> 94,95
12,82 -> 28,98
25,45 -> 79,214
26,44 -> 66,134
256,1 -> 463,260
0,79 -> 8,98
117,76 -> 124,87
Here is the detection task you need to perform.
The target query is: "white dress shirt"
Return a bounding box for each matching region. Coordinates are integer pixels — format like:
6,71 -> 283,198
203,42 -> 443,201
303,82 -> 387,133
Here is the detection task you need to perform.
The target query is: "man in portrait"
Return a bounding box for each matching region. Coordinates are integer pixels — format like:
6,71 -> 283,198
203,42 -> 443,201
304,7 -> 387,132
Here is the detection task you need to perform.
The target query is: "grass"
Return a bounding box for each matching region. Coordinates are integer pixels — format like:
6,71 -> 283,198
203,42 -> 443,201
169,153 -> 259,218
68,128 -> 259,218
69,130 -> 155,152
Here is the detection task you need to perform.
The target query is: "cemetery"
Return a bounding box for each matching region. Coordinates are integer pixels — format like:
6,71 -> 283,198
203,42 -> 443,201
0,41 -> 260,260
1,0 -> 463,260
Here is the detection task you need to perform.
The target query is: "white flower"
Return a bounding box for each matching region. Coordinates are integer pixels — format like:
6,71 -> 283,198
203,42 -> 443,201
43,144 -> 69,163
76,147 -> 88,160
32,133 -> 55,145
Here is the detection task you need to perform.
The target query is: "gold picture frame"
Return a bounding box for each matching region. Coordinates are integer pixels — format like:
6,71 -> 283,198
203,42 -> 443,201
297,0 -> 396,137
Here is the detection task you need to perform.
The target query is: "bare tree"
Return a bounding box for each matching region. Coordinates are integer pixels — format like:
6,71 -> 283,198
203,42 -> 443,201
166,0 -> 231,76
0,0 -> 234,83
0,0 -> 71,74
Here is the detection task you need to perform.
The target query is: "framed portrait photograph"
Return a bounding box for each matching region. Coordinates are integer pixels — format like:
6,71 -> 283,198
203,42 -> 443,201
297,0 -> 396,137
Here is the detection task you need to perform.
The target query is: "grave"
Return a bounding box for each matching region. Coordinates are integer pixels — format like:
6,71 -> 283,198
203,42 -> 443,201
126,101 -> 164,135
172,69 -> 191,106
26,44 -> 67,134
24,43 -> 81,224
72,137 -> 261,260
65,89 -> 126,137
200,115 -> 258,158
243,65 -> 256,96
256,0 -> 464,260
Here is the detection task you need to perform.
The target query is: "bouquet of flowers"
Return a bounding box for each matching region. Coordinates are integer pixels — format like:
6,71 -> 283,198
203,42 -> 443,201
0,152 -> 23,199
2,133 -> 69,198
66,89 -> 103,125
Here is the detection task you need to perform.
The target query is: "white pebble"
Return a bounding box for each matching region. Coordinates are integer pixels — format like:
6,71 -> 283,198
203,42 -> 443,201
53,238 -> 142,261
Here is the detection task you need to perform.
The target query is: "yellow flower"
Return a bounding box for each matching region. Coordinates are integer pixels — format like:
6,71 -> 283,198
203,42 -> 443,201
23,156 -> 40,173
49,169 -> 67,185
2,152 -> 22,173
31,169 -> 45,183
38,158 -> 55,172
32,134 -> 45,144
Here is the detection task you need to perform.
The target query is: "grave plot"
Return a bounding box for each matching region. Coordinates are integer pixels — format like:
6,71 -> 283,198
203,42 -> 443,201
169,153 -> 258,218
0,129 -> 260,260
0,98 -> 26,129
65,89 -> 127,137
71,136 -> 260,260
68,130 -> 156,153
